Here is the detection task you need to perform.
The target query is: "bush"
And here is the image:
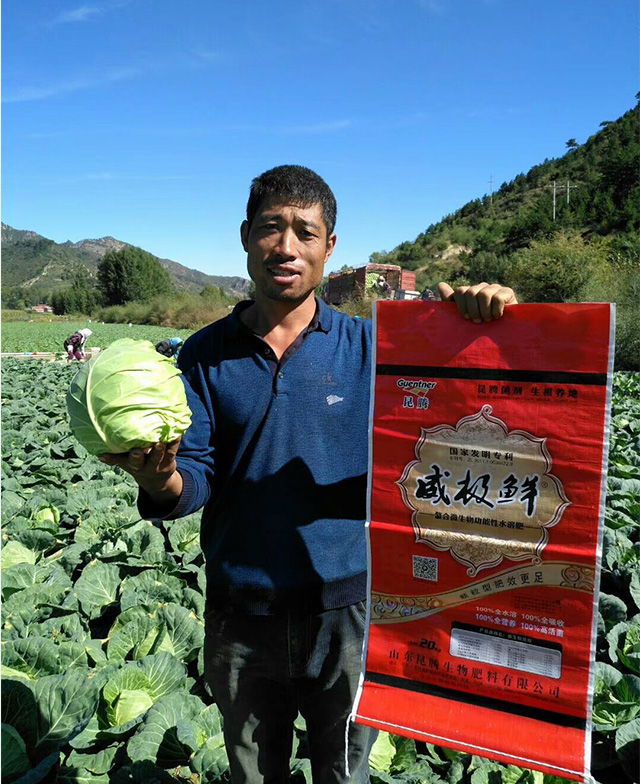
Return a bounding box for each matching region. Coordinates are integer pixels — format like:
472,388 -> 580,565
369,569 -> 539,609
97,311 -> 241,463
448,226 -> 475,247
616,306 -> 640,371
415,270 -> 437,293
200,285 -> 230,305
119,302 -> 153,325
448,275 -> 472,289
508,231 -> 607,303
95,305 -> 127,324
581,253 -> 640,371
93,291 -> 240,329
335,295 -> 373,319
172,302 -> 229,330
467,251 -> 511,286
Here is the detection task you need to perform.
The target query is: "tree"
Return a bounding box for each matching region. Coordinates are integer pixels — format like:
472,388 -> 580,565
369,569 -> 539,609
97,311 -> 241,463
51,274 -> 99,314
565,138 -> 578,150
200,285 -> 235,307
50,290 -> 64,315
2,287 -> 27,310
97,247 -> 173,306
72,273 -> 98,313
368,252 -> 389,265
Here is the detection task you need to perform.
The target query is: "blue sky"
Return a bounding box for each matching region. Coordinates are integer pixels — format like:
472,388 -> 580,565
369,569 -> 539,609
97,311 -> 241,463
3,0 -> 638,279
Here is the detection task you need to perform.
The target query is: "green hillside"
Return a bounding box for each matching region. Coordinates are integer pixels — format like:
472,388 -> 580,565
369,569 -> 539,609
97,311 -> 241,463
372,103 -> 639,274
1,227 -> 93,289
370,100 -> 640,369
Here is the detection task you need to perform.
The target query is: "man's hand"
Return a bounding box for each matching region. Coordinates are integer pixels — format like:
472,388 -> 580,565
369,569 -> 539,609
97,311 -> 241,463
438,282 -> 518,323
99,438 -> 183,504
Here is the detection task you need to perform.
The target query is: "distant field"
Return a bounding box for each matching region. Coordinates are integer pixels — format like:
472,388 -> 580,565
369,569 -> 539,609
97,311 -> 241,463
1,320 -> 194,354
1,310 -> 73,322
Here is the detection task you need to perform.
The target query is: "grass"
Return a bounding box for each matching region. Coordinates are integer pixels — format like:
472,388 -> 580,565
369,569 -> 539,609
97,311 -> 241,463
2,310 -> 75,323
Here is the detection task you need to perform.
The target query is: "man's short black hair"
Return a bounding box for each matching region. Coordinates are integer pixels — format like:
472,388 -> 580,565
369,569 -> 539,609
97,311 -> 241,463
246,165 -> 337,238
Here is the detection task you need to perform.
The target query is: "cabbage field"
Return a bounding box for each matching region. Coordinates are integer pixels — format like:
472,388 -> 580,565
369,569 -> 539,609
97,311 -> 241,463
1,336 -> 639,783
1,322 -> 194,355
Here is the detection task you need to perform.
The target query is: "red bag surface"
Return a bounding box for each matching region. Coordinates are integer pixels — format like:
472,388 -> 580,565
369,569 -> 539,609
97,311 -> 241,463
352,302 -> 615,781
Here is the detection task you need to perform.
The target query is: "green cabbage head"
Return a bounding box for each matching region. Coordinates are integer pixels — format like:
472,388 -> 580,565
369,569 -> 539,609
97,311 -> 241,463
66,338 -> 192,455
106,689 -> 154,727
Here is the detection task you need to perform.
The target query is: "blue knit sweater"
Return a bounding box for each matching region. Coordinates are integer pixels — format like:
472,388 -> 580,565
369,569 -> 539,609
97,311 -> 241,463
140,299 -> 372,614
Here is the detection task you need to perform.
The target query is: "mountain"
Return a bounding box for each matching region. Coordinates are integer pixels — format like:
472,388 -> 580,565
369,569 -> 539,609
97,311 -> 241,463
370,102 -> 640,285
1,225 -> 251,297
365,101 -> 639,370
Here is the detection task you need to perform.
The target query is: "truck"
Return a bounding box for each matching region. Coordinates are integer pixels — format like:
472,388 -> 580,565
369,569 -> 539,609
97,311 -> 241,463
324,264 -> 418,305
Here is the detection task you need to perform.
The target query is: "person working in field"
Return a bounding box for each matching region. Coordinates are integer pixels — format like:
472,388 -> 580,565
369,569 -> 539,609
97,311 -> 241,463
101,165 -> 517,783
64,328 -> 92,361
154,337 -> 183,359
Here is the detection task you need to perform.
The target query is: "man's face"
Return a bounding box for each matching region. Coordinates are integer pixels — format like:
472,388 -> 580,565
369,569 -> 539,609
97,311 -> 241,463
241,197 -> 336,305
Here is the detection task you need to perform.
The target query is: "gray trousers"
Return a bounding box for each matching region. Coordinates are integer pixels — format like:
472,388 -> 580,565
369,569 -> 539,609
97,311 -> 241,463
204,602 -> 377,783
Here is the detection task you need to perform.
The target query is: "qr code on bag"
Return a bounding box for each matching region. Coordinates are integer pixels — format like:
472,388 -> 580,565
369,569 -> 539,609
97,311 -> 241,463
413,555 -> 438,581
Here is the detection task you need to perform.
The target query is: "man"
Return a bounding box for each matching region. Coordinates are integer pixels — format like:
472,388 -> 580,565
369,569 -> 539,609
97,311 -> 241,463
421,287 -> 437,301
101,165 -> 517,783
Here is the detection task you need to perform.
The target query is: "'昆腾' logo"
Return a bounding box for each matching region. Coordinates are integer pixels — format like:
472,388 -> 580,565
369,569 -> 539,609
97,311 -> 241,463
398,378 -> 437,411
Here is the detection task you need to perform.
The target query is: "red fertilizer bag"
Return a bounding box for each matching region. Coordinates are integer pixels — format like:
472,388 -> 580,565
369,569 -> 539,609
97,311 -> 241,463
352,301 -> 614,781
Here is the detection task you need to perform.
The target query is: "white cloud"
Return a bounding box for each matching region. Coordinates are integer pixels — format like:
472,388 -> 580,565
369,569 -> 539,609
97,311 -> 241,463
50,1 -> 130,25
55,5 -> 103,23
2,67 -> 140,103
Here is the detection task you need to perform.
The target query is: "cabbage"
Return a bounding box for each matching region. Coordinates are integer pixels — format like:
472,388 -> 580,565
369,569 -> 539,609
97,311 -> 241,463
66,338 -> 192,455
107,689 -> 154,726
100,653 -> 187,733
368,731 -> 397,772
33,504 -> 60,526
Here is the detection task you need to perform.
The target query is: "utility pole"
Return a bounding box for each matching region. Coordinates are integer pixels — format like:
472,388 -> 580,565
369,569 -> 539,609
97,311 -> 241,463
546,180 -> 579,220
488,175 -> 493,208
566,180 -> 578,205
